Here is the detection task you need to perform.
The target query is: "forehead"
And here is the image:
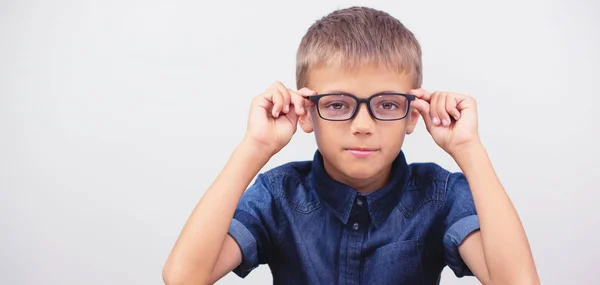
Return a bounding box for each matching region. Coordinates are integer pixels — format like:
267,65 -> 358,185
306,64 -> 413,97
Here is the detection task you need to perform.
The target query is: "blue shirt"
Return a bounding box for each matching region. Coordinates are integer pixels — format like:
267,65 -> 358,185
228,150 -> 480,284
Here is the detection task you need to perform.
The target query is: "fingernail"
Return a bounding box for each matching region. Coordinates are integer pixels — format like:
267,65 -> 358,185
442,119 -> 449,126
300,107 -> 305,114
433,117 -> 440,125
453,115 -> 459,120
284,105 -> 289,113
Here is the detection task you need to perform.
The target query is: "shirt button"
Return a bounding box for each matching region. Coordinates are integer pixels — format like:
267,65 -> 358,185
356,199 -> 364,206
352,222 -> 359,231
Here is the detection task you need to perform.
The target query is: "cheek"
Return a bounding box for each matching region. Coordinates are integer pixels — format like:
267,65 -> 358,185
313,121 -> 345,149
380,123 -> 408,149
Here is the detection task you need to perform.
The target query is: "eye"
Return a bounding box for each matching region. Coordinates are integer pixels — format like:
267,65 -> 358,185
325,102 -> 349,110
378,101 -> 398,110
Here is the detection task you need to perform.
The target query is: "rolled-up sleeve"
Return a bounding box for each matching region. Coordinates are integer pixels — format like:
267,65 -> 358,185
227,174 -> 278,278
441,172 -> 481,277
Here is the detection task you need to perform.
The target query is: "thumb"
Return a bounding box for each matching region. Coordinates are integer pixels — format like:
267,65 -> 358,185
297,87 -> 317,96
411,99 -> 433,130
284,108 -> 300,125
296,88 -> 316,107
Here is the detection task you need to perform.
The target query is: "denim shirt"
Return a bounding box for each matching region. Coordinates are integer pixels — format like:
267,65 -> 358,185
228,150 -> 480,284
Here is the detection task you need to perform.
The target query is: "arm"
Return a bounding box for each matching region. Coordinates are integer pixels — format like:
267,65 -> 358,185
162,141 -> 270,285
162,82 -> 315,285
453,143 -> 539,285
409,89 -> 539,285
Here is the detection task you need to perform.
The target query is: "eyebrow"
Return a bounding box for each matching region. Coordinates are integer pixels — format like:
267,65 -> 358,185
319,90 -> 405,96
322,90 -> 352,94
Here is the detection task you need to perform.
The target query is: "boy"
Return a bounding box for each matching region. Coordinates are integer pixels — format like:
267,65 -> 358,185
163,6 -> 539,285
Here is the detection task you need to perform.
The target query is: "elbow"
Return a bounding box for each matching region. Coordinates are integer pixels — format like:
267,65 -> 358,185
162,262 -> 210,285
491,274 -> 540,285
510,277 -> 540,285
514,270 -> 541,285
523,275 -> 541,285
162,265 -> 179,285
161,263 -> 184,285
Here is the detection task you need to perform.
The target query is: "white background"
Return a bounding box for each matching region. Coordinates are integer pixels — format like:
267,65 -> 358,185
1,0 -> 599,284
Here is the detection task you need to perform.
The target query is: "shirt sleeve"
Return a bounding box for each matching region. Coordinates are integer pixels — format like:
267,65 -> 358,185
441,172 -> 481,277
227,174 -> 278,278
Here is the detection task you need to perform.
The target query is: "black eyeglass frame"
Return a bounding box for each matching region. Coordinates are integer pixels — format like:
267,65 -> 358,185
304,92 -> 417,121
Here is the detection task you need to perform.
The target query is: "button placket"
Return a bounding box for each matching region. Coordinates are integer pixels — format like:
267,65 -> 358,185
343,195 -> 370,284
350,196 -> 368,232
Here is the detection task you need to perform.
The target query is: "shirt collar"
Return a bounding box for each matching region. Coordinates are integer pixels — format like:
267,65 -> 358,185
310,149 -> 410,228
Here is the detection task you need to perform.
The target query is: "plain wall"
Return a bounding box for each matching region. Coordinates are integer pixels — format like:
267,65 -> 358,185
1,0 -> 599,284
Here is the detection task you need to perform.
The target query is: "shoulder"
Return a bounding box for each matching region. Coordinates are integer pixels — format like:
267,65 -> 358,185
405,162 -> 465,190
399,162 -> 464,216
259,160 -> 312,191
254,160 -> 321,213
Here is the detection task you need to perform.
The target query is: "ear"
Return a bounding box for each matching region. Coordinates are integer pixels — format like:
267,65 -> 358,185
405,108 -> 420,135
299,108 -> 314,133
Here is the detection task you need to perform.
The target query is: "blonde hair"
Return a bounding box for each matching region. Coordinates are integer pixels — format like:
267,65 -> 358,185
296,6 -> 422,89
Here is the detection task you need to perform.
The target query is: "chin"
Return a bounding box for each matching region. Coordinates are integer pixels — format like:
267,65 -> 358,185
340,164 -> 381,180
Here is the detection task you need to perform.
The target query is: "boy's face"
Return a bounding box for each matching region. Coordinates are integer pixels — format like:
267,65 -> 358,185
300,64 -> 419,190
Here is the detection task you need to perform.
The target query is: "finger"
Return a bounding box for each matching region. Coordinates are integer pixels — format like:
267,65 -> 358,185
450,92 -> 470,112
298,87 -> 317,98
253,92 -> 272,111
445,93 -> 461,121
411,99 -> 433,129
429,92 -> 440,126
298,87 -> 317,108
283,104 -> 300,127
278,86 -> 292,114
260,83 -> 279,109
273,82 -> 292,114
271,91 -> 284,117
409,88 -> 432,102
437,92 -> 451,127
298,88 -> 316,107
288,89 -> 309,115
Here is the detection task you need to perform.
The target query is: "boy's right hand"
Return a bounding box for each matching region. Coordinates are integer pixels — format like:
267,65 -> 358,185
243,81 -> 316,157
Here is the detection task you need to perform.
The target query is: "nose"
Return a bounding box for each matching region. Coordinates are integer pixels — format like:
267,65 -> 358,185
350,104 -> 375,136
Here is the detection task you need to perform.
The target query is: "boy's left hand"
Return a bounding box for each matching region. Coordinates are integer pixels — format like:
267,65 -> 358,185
409,88 -> 481,156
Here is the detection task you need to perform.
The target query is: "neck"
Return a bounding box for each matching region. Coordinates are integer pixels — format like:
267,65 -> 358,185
323,160 -> 392,194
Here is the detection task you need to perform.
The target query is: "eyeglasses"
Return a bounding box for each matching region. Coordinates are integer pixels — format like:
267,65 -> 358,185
304,92 -> 416,121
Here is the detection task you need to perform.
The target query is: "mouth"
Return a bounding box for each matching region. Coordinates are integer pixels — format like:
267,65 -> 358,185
344,147 -> 379,158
